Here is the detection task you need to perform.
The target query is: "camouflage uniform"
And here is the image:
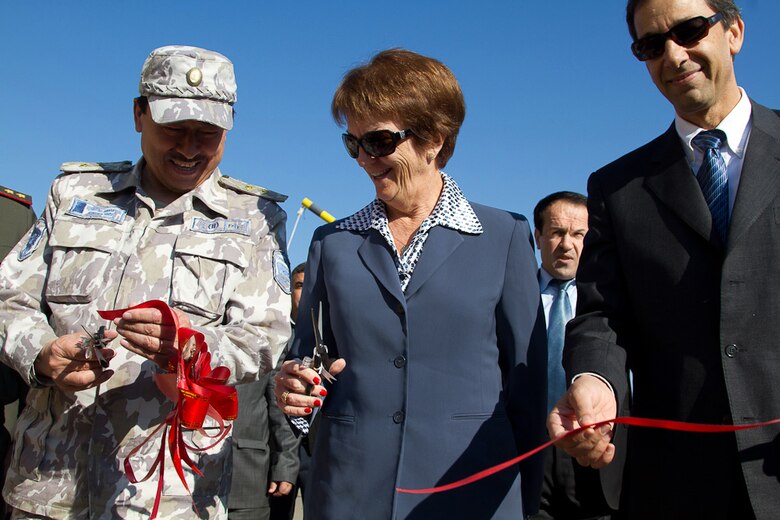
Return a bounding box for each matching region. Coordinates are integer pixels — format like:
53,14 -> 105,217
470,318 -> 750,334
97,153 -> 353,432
0,154 -> 290,518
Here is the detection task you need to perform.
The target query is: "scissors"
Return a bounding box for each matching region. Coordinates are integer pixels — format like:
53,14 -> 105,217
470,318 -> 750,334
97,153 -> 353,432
303,302 -> 336,388
78,325 -> 110,369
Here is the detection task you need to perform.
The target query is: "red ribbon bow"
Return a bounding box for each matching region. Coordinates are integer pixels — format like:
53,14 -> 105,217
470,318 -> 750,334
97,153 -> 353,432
98,300 -> 238,519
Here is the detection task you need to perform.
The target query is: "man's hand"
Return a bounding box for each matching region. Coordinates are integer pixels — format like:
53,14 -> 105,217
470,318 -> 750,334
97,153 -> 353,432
112,307 -> 192,369
547,374 -> 617,468
34,331 -> 118,392
268,480 -> 294,497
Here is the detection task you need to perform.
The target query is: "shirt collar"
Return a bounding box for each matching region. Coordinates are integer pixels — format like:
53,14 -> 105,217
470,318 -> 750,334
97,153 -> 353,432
539,268 -> 575,293
337,172 -> 483,234
675,86 -> 752,162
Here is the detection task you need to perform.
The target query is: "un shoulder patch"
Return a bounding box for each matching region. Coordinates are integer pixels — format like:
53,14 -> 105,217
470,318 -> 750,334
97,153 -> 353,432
19,218 -> 47,262
219,176 -> 288,202
273,250 -> 291,294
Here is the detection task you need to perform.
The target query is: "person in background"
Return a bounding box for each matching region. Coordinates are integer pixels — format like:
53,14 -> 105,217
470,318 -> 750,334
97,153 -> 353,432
550,1 -> 780,518
268,263 -> 309,520
0,46 -> 290,518
530,192 -> 618,520
275,48 -> 547,519
0,186 -> 36,519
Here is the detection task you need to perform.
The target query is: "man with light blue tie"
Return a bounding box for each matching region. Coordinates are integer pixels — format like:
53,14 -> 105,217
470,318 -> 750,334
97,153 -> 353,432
530,192 -> 616,520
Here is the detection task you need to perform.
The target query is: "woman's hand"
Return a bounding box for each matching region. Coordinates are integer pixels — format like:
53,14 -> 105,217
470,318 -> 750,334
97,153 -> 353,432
274,358 -> 346,416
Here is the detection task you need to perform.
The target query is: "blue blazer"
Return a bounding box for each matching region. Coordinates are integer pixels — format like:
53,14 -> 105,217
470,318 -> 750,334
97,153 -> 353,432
291,202 -> 547,519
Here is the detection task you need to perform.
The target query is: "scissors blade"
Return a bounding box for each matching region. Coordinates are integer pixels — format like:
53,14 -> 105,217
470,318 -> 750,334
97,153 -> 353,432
311,306 -> 324,351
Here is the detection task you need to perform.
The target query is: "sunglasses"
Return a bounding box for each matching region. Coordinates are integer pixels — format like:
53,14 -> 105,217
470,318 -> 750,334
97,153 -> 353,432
342,129 -> 414,159
631,12 -> 724,61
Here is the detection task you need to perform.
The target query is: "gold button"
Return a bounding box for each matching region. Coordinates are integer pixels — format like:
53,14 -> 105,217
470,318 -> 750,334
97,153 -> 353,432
186,67 -> 203,86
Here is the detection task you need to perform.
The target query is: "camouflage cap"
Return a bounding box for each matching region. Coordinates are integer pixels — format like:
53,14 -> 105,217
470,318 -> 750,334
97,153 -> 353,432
139,45 -> 237,130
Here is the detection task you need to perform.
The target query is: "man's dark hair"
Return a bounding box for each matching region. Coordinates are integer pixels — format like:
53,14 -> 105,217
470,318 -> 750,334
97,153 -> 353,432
291,262 -> 306,278
533,191 -> 587,231
134,95 -> 236,118
626,0 -> 741,41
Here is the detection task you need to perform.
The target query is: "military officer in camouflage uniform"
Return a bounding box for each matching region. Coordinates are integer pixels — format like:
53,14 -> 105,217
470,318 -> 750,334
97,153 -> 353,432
0,46 -> 291,519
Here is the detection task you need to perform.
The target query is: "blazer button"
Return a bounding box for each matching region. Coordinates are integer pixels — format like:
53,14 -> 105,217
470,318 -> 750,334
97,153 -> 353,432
395,302 -> 405,315
393,355 -> 407,368
393,411 -> 405,424
724,344 -> 739,358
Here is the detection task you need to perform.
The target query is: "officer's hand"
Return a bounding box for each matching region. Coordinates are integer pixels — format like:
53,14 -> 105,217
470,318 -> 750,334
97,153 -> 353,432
35,331 -> 118,392
268,480 -> 294,497
274,358 -> 346,416
548,374 -> 617,469
112,307 -> 192,369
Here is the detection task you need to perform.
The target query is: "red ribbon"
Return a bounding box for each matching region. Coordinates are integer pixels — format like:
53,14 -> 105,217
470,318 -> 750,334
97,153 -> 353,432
98,300 -> 238,519
395,415 -> 780,494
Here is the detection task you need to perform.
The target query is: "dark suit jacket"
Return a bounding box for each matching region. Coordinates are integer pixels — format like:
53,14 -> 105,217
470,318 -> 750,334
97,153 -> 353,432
228,368 -> 300,511
565,101 -> 780,519
291,202 -> 547,519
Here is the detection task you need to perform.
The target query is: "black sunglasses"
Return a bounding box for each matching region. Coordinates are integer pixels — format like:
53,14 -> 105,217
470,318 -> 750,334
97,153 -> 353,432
342,129 -> 414,159
631,12 -> 724,61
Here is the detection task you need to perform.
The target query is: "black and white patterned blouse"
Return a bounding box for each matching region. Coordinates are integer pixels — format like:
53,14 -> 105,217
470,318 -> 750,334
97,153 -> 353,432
337,172 -> 483,291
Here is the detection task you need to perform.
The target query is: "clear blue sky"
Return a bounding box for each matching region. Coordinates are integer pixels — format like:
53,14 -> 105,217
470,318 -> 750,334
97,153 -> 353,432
2,1 -> 778,265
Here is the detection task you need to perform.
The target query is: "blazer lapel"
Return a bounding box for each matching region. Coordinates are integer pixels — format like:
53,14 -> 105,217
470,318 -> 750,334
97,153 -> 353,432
644,125 -> 718,244
727,102 -> 780,251
357,230 -> 406,306
404,226 -> 464,300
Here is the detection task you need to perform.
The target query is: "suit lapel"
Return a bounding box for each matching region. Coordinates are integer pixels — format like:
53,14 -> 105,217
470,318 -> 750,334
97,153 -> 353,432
357,230 -> 406,305
404,226 -> 464,300
727,102 -> 780,251
644,125 -> 717,244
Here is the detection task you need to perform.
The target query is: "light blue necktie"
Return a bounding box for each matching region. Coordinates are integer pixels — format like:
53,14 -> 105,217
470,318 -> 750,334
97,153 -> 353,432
692,130 -> 729,243
547,278 -> 574,412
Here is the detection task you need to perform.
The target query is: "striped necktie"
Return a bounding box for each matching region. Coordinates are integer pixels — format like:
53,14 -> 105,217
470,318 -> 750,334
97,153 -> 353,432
692,130 -> 729,243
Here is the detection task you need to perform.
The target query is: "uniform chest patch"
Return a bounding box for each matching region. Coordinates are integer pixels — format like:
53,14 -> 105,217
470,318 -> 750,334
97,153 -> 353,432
66,198 -> 127,224
191,217 -> 251,236
273,250 -> 291,294
18,217 -> 47,261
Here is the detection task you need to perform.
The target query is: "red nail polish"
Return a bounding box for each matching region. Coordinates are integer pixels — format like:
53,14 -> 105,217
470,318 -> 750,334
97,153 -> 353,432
319,388 -> 328,396
313,376 -> 321,385
304,407 -> 312,414
313,399 -> 322,407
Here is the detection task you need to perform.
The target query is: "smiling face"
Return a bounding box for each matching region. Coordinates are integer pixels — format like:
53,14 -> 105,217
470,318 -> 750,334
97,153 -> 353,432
634,0 -> 744,128
535,201 -> 588,281
134,99 -> 227,204
346,118 -> 441,214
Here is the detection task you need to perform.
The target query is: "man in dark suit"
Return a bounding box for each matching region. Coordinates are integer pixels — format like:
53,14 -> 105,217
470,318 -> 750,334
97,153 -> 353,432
530,192 -> 616,519
548,1 -> 780,518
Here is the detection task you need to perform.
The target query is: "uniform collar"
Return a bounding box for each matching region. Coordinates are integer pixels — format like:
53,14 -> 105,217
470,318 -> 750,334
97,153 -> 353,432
106,158 -> 230,218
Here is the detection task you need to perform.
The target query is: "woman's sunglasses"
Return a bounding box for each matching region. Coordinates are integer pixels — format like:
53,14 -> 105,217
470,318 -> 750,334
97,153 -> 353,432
342,129 -> 414,159
631,12 -> 724,61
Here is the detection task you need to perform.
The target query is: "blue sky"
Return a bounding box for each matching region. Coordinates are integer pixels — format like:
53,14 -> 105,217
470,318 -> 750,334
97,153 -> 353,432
3,1 -> 778,265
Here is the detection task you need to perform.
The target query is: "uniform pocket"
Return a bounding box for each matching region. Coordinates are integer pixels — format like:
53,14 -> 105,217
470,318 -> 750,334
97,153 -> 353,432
171,233 -> 251,321
12,388 -> 53,481
45,218 -> 123,304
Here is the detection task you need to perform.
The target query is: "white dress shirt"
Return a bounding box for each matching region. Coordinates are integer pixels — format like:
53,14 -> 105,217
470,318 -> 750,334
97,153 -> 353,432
675,87 -> 753,216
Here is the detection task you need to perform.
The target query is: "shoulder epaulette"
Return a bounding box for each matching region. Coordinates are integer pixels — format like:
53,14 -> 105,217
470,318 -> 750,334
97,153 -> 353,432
219,175 -> 288,202
0,185 -> 32,206
60,161 -> 134,174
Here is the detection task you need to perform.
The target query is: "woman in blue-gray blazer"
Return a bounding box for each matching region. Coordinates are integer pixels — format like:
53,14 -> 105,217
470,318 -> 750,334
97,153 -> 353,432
275,49 -> 547,519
